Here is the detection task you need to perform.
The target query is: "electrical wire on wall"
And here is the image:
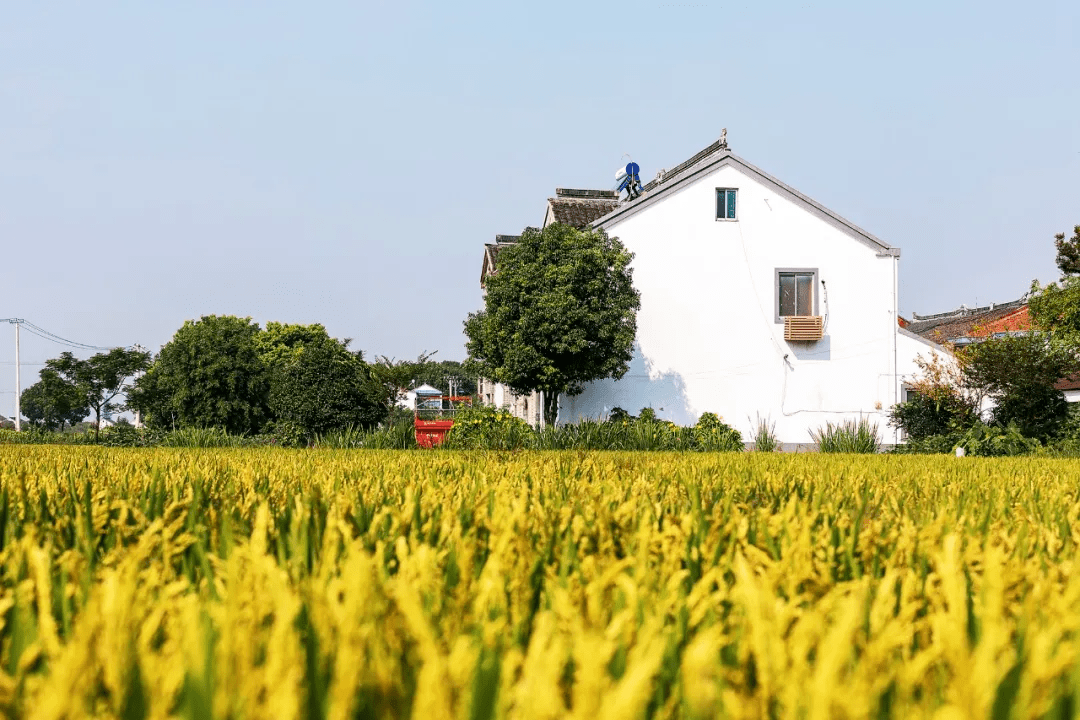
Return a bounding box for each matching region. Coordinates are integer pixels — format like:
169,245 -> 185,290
821,279 -> 830,333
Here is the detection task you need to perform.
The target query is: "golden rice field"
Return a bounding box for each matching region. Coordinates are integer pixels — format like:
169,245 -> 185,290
1,447 -> 1080,719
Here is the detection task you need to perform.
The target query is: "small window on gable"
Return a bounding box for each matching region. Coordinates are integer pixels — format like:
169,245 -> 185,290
716,188 -> 737,220
776,269 -> 818,322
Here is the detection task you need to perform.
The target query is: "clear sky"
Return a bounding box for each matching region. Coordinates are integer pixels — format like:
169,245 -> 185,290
1,1 -> 1077,416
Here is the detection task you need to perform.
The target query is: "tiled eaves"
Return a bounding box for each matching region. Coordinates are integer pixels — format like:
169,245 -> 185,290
909,297 -> 1027,325
548,198 -> 620,229
555,188 -> 617,199
481,240 -> 518,287
906,300 -> 1028,339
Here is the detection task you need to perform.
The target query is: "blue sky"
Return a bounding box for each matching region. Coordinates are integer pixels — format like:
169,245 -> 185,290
1,1 -> 1077,414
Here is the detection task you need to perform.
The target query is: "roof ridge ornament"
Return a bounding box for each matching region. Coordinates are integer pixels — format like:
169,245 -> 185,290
718,128 -> 729,150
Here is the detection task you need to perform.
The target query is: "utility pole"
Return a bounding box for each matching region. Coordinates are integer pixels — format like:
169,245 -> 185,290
132,343 -> 146,428
6,319 -> 22,432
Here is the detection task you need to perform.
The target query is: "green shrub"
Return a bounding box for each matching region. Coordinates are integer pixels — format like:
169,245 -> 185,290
811,417 -> 880,454
533,412 -> 741,452
891,433 -> 963,455
441,405 -> 534,450
96,425 -> 160,447
889,390 -> 977,441
692,413 -> 744,452
955,422 -> 1040,457
259,420 -> 308,448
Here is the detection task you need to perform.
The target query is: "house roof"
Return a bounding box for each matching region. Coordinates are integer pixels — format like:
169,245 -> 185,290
590,138 -> 899,256
1055,374 -> 1080,392
481,240 -> 517,287
906,298 -> 1030,343
554,188 -> 617,199
545,189 -> 619,230
547,196 -> 620,229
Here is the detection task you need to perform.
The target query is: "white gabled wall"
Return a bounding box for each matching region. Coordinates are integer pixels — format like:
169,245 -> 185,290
560,160 -> 915,445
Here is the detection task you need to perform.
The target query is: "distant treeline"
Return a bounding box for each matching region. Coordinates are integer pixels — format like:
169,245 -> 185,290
19,314 -> 472,443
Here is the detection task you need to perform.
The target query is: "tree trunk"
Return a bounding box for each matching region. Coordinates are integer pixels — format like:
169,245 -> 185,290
543,391 -> 560,428
94,406 -> 101,441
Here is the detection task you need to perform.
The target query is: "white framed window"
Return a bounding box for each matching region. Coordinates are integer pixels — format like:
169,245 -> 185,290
775,268 -> 818,322
716,188 -> 737,220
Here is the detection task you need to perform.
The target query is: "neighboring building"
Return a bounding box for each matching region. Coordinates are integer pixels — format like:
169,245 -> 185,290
480,235 -> 525,289
398,383 -> 443,411
1055,376 -> 1080,403
475,377 -> 542,427
543,188 -> 620,229
906,298 -> 1031,347
907,297 -> 1080,403
480,134 -> 944,446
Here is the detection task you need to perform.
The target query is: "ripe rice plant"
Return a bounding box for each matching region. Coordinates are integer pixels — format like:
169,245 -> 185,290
0,446 -> 1079,717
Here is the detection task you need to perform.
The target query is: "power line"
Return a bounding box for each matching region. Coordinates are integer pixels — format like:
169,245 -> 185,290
21,321 -> 118,351
1,319 -> 134,431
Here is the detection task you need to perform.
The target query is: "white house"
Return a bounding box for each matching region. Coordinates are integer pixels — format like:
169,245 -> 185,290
480,134 -> 944,446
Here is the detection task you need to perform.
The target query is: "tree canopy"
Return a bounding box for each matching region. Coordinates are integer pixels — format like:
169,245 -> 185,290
408,359 -> 476,396
1029,225 -> 1080,342
958,334 -> 1080,439
128,315 -> 270,434
363,353 -> 436,416
24,348 -> 150,438
1030,276 -> 1080,344
1053,225 -> 1080,277
128,317 -> 392,438
20,368 -> 89,431
259,322 -> 384,438
464,223 -> 640,425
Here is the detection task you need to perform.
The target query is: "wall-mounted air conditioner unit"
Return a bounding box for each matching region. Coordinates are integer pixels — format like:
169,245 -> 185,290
784,315 -> 824,342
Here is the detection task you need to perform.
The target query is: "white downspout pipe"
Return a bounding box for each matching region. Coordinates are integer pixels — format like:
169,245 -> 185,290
893,254 -> 899,445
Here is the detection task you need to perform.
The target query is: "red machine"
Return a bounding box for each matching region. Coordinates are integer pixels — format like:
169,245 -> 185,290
414,395 -> 471,448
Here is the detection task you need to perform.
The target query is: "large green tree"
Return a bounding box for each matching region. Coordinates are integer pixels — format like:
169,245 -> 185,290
1053,225 -> 1080,277
464,223 -> 640,425
129,316 -> 269,434
29,348 -> 151,439
363,353 -> 435,415
20,368 -> 89,431
1030,277 -> 1080,344
258,322 -> 384,437
958,334 -> 1080,440
1030,225 -> 1080,341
